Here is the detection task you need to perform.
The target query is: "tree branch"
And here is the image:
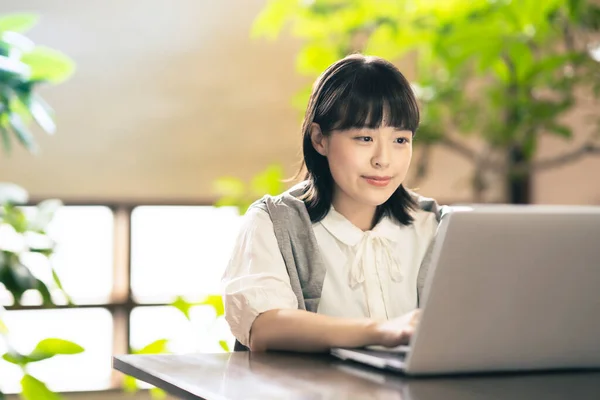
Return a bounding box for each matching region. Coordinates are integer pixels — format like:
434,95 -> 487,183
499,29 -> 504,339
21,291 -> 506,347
439,136 -> 504,172
439,135 -> 600,174
562,17 -> 576,54
411,144 -> 431,187
532,141 -> 600,171
439,136 -> 478,161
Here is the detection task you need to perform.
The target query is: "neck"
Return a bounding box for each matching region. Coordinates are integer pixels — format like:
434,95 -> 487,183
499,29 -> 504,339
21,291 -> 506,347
331,192 -> 377,232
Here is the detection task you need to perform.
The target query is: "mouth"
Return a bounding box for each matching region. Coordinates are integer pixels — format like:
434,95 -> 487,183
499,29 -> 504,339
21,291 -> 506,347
362,175 -> 392,187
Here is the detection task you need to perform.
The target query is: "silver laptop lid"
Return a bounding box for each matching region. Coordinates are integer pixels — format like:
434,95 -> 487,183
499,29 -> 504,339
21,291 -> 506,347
406,205 -> 600,375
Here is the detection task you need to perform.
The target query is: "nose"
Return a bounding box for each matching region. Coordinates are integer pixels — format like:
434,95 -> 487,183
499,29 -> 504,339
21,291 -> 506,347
371,141 -> 391,169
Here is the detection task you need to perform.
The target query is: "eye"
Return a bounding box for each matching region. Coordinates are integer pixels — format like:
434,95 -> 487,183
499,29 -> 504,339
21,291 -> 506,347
395,138 -> 410,144
355,136 -> 373,142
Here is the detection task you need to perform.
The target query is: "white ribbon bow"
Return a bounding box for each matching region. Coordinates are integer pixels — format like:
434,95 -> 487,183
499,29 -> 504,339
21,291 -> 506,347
348,231 -> 403,288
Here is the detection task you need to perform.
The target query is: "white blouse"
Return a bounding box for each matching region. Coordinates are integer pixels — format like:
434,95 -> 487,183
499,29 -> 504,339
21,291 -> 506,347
221,206 -> 438,347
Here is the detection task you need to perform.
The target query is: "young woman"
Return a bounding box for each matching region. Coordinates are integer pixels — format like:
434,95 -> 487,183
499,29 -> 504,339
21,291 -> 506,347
221,54 -> 444,353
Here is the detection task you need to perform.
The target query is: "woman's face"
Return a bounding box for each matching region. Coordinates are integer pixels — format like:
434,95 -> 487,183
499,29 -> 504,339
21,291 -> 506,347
312,123 -> 413,213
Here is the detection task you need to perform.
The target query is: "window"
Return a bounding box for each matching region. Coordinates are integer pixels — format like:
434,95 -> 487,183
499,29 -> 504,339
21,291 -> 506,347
0,309 -> 113,393
130,206 -> 241,303
1,203 -> 240,394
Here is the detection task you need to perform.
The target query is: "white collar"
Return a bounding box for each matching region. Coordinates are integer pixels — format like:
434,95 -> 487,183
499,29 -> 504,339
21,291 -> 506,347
319,207 -> 403,246
319,207 -> 405,291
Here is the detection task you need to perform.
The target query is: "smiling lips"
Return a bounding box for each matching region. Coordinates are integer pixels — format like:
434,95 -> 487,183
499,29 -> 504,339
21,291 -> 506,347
362,175 -> 392,187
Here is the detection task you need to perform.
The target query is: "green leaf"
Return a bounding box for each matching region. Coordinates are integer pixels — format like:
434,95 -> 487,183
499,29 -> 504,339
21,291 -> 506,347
2,31 -> 35,53
199,295 -> 224,317
135,339 -> 168,355
19,93 -> 56,134
4,263 -> 37,301
567,0 -> 586,20
0,40 -> 9,57
250,165 -> 284,197
0,14 -> 39,34
8,112 -> 37,153
523,53 -> 583,83
213,176 -> 251,213
363,24 -> 406,60
547,124 -> 572,138
0,54 -> 30,79
251,0 -> 299,40
35,278 -> 53,305
296,41 -> 340,76
51,268 -> 73,305
122,375 -> 138,393
3,351 -> 27,365
21,46 -> 75,84
506,40 -> 534,82
171,296 -> 193,320
522,134 -> 538,160
213,177 -> 245,198
219,340 -> 230,352
150,387 -> 167,399
29,198 -> 62,231
20,374 -> 61,400
3,204 -> 28,231
3,349 -> 57,366
8,95 -> 34,126
29,338 -> 84,362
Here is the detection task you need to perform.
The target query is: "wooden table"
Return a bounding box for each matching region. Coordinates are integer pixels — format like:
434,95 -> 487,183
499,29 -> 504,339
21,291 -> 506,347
113,352 -> 600,399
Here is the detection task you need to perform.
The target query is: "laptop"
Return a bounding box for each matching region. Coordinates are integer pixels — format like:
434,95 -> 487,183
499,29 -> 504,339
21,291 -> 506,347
331,205 -> 600,376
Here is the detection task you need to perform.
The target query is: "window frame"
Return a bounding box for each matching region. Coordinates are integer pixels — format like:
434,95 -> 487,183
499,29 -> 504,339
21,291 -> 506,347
3,198 -> 218,392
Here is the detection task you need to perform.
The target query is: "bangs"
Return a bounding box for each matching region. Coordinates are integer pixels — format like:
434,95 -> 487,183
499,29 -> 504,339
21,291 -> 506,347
315,62 -> 420,133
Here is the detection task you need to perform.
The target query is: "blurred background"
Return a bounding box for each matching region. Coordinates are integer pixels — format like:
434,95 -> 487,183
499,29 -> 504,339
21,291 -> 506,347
0,0 -> 598,399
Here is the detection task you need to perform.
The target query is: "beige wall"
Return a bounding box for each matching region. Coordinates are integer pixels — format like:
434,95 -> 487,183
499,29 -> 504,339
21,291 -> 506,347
0,0 -> 598,205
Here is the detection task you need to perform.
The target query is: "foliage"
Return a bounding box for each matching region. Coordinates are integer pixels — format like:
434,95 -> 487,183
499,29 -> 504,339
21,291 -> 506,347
123,295 -> 231,398
0,12 -> 75,155
213,164 -> 287,214
252,0 -> 600,202
0,184 -> 83,399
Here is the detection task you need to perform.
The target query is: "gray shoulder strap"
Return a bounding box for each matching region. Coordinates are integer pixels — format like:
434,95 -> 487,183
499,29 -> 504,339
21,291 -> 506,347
248,182 -> 326,313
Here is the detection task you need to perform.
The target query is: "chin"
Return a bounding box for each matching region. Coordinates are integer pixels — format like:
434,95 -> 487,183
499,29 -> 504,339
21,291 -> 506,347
356,190 -> 396,207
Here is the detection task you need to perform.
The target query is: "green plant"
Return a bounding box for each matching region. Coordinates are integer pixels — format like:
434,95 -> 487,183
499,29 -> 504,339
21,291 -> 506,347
0,183 -> 84,399
214,164 -> 287,213
252,0 -> 600,203
0,12 -> 77,398
123,295 -> 231,399
0,12 -> 75,154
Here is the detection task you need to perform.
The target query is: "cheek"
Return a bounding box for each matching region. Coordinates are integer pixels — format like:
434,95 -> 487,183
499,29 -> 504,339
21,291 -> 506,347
397,146 -> 413,167
326,142 -> 364,185
327,140 -> 359,168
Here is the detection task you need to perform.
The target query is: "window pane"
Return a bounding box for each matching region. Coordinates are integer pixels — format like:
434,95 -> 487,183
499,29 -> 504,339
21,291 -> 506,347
47,207 -> 114,304
0,308 -> 113,394
130,206 -> 241,303
130,306 -> 233,355
1,206 -> 114,306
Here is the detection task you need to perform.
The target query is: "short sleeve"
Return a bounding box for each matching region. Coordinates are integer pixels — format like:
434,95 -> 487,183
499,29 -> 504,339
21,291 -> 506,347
221,207 -> 298,347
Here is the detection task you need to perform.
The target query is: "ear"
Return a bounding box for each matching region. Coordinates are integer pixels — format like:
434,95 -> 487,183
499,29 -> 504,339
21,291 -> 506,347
310,123 -> 328,156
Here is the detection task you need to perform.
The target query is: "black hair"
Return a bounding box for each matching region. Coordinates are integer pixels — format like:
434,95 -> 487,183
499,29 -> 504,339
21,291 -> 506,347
297,54 -> 420,226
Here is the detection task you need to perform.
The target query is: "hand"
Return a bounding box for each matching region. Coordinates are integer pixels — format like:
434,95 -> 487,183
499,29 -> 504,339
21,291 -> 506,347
373,309 -> 421,348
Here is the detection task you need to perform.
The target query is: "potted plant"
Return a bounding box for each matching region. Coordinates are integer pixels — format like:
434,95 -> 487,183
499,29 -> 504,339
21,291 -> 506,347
252,0 -> 600,203
0,12 -> 79,399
